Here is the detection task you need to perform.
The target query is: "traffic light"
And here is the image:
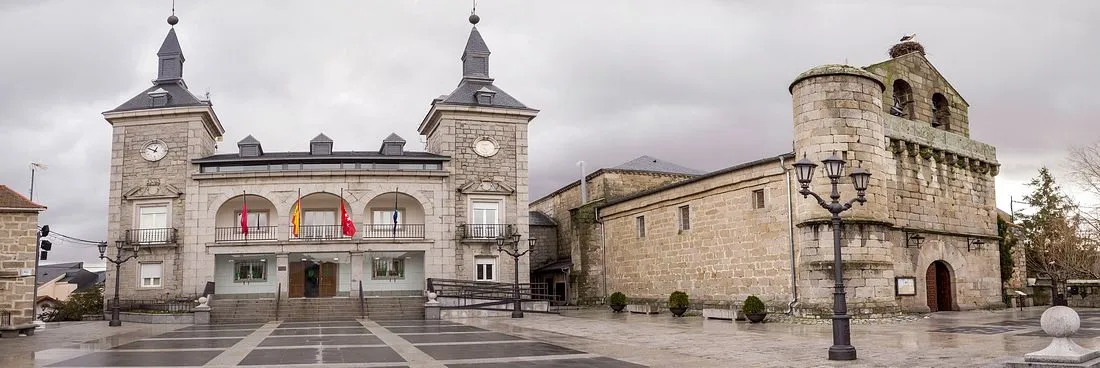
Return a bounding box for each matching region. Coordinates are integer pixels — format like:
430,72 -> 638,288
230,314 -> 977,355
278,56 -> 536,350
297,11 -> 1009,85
38,225 -> 50,260
39,225 -> 49,237
40,240 -> 52,251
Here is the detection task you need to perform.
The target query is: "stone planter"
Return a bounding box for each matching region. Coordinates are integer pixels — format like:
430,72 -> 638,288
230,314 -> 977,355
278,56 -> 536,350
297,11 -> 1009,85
703,307 -> 740,321
610,304 -> 626,313
626,304 -> 659,314
669,307 -> 688,317
746,312 -> 767,323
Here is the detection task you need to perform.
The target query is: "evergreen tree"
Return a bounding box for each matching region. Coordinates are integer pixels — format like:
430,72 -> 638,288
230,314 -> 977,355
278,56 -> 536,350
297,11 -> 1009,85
1017,167 -> 1099,305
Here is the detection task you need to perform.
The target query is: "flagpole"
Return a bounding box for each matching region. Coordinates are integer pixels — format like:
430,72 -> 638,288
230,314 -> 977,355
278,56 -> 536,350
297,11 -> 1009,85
242,190 -> 248,240
393,187 -> 399,241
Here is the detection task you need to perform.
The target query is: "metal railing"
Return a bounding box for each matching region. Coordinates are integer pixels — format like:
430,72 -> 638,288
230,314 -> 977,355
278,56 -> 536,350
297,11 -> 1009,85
358,280 -> 365,318
214,226 -> 278,242
291,225 -> 349,240
426,278 -> 559,313
361,224 -> 425,238
459,224 -> 513,240
106,296 -> 200,314
124,228 -> 178,245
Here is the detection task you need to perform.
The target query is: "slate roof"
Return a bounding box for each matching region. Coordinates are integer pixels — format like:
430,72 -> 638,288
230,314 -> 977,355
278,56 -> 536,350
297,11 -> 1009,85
602,153 -> 795,208
0,185 -> 45,210
157,28 -> 184,57
237,135 -> 260,145
37,262 -> 100,292
529,211 -> 557,227
436,25 -> 529,109
193,150 -> 449,164
106,27 -> 209,113
311,133 -> 333,143
611,155 -> 707,176
383,133 -> 406,143
533,259 -> 573,274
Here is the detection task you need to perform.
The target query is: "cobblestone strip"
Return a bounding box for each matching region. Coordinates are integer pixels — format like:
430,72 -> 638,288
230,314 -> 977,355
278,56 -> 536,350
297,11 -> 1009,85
202,321 -> 281,367
358,319 -> 446,368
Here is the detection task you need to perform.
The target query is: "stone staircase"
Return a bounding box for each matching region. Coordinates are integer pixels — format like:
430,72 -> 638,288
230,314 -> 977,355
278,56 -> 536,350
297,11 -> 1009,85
281,298 -> 363,322
210,298 -> 276,324
365,296 -> 426,320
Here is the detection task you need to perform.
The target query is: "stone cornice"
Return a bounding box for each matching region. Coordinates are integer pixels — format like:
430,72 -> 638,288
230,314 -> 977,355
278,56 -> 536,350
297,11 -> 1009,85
886,115 -> 999,176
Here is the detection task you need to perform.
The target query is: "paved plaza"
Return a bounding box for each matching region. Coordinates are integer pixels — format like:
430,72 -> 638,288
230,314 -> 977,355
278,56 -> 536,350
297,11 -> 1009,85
4,307 -> 1098,367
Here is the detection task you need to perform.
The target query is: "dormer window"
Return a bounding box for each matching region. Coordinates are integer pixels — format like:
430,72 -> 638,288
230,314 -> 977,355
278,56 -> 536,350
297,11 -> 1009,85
475,87 -> 496,105
148,89 -> 170,108
931,93 -> 950,130
890,79 -> 914,119
237,135 -> 263,157
310,133 -> 333,155
380,133 -> 406,156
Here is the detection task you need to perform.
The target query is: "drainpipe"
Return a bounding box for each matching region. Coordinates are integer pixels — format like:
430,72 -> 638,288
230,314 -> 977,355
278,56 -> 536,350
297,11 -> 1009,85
781,155 -> 799,314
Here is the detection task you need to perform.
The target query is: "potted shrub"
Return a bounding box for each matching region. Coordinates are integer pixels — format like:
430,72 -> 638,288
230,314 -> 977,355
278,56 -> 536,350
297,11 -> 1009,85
668,291 -> 690,317
741,295 -> 767,323
608,292 -> 627,312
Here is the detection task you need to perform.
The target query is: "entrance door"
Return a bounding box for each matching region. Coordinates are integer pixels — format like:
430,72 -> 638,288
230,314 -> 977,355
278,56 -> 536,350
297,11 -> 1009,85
304,262 -> 321,297
289,262 -> 305,298
319,262 -> 338,297
926,261 -> 953,312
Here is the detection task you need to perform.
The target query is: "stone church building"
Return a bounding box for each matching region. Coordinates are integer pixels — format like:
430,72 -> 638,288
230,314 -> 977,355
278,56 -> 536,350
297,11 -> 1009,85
101,14 -> 538,303
531,40 -> 1002,316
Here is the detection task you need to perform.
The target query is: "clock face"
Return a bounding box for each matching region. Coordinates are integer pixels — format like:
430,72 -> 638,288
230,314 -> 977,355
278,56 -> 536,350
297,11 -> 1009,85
141,140 -> 169,162
473,139 -> 498,157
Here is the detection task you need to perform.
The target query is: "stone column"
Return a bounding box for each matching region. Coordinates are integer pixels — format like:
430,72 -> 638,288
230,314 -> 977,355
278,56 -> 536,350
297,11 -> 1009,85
276,253 -> 289,299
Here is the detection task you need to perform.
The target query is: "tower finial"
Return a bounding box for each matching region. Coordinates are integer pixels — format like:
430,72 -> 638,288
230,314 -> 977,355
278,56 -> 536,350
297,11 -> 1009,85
167,0 -> 179,26
469,0 -> 479,25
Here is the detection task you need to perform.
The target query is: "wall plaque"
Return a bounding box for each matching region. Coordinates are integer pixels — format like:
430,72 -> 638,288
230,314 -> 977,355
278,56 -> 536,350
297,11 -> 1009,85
895,276 -> 916,296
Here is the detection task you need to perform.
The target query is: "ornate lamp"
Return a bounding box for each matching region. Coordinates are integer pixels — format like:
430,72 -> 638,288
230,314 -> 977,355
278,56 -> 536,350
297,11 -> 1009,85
793,154 -> 818,187
822,151 -> 845,179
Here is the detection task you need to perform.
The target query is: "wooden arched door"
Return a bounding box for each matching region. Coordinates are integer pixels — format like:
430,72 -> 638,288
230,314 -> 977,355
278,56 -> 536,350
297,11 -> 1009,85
926,261 -> 953,312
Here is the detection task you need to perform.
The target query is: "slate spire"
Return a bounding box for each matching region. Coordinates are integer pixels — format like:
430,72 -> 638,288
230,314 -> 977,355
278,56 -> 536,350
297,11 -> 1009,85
156,26 -> 186,83
461,14 -> 491,80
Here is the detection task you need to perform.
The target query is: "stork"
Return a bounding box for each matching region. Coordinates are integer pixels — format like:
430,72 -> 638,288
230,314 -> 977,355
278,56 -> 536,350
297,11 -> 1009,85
900,33 -> 917,42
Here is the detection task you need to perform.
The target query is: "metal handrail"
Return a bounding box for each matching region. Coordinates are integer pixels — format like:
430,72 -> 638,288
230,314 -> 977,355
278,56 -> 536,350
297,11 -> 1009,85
275,283 -> 281,321
358,280 -> 365,319
361,224 -> 426,238
124,228 -> 178,244
214,226 -> 278,242
290,224 -> 350,240
458,224 -> 514,239
426,278 -> 558,312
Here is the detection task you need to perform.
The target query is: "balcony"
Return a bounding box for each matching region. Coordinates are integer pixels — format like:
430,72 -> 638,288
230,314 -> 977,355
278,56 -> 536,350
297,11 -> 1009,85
361,223 -> 425,239
125,228 -> 177,245
214,226 -> 278,242
292,224 -> 350,241
459,224 -> 513,240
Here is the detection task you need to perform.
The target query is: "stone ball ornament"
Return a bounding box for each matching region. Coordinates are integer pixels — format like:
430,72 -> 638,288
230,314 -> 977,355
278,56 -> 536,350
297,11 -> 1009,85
469,14 -> 480,25
1041,306 -> 1080,338
168,15 -> 179,26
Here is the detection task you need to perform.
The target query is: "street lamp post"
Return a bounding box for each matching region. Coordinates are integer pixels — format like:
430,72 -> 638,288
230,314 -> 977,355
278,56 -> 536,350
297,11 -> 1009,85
497,233 -> 534,318
98,240 -> 140,327
791,151 -> 872,361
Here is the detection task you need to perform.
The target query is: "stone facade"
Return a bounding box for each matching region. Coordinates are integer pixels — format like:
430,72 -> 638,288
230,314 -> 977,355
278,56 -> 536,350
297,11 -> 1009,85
0,186 -> 45,325
530,169 -> 695,304
532,41 -> 1001,317
102,17 -> 537,300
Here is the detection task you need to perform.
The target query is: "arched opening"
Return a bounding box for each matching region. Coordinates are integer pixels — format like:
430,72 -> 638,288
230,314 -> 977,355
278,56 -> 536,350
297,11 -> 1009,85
926,260 -> 954,312
363,192 -> 426,238
289,192 -> 353,240
931,93 -> 950,130
215,194 -> 280,242
890,79 -> 915,119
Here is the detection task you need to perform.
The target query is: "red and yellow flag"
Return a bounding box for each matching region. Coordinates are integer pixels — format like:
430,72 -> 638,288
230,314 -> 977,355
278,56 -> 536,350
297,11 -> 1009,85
291,189 -> 301,237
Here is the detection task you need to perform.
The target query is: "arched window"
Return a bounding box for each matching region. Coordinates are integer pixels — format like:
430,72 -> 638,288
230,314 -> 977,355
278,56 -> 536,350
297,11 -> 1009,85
890,80 -> 914,119
931,93 -> 950,129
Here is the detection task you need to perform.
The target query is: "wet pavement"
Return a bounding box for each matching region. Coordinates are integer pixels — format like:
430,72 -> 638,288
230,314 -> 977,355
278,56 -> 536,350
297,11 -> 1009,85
2,307 -> 1094,367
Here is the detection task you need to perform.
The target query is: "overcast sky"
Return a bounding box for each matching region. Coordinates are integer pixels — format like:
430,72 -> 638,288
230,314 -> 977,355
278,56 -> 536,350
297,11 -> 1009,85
2,0 -> 1097,266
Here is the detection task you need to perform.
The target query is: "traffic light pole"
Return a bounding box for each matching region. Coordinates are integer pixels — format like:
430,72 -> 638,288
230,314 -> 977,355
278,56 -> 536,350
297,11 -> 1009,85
32,229 -> 40,322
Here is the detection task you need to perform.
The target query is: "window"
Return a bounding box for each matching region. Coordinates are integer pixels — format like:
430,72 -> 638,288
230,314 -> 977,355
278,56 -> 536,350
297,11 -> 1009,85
475,257 -> 496,281
234,260 -> 267,282
636,216 -> 646,238
471,200 -> 501,238
890,79 -> 914,119
301,210 -> 336,238
752,189 -> 766,209
373,209 -> 405,229
140,263 -> 162,287
678,205 -> 691,231
137,205 -> 169,243
931,93 -> 950,129
235,211 -> 269,231
372,257 -> 406,280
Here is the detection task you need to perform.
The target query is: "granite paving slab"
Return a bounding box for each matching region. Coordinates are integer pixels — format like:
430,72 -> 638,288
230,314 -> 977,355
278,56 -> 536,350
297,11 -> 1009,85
177,323 -> 264,331
257,334 -> 385,347
46,350 -> 223,367
268,327 -> 370,336
154,329 -> 255,339
112,338 -> 242,350
237,346 -> 406,365
374,320 -> 462,327
386,325 -> 486,334
445,356 -> 648,368
418,341 -> 584,360
403,332 -> 525,344
277,321 -> 365,328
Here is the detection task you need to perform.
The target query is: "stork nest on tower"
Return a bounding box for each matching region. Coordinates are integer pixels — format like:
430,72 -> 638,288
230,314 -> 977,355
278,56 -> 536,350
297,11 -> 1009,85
889,41 -> 925,58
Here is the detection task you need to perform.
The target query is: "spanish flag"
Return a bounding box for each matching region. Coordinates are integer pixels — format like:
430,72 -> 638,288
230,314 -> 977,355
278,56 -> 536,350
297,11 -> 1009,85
291,189 -> 301,237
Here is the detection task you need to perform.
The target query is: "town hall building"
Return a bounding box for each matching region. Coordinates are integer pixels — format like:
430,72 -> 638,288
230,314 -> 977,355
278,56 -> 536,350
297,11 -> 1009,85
101,12 -> 537,312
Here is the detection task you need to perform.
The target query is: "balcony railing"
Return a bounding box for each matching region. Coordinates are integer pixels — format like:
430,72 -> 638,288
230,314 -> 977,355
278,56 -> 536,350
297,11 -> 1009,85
361,224 -> 425,239
214,226 -> 278,242
460,224 -> 513,240
291,224 -> 350,240
125,228 -> 177,245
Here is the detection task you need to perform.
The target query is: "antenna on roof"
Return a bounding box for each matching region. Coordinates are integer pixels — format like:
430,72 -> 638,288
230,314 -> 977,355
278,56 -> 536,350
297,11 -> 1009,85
577,161 -> 588,204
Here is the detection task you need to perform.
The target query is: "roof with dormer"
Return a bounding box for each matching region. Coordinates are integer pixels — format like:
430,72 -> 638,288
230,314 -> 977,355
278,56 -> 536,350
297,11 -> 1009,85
433,17 -> 530,110
105,25 -> 209,113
